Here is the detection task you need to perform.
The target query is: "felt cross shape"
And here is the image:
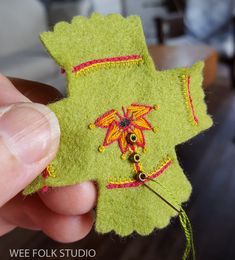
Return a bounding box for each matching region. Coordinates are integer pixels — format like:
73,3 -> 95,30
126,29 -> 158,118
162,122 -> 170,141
24,13 -> 212,237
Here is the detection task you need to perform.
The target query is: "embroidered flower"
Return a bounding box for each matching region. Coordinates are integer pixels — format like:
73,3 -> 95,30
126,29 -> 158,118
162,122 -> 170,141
94,104 -> 157,154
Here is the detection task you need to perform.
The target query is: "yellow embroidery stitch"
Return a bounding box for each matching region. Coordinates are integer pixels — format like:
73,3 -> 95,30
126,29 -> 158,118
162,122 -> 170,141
108,156 -> 172,186
47,164 -> 56,178
75,57 -> 143,77
180,74 -> 199,126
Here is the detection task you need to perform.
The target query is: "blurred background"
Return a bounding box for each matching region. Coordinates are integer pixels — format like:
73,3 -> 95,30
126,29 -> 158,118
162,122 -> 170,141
0,0 -> 235,259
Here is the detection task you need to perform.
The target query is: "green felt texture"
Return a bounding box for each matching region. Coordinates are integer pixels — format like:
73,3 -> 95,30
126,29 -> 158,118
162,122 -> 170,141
24,14 -> 213,236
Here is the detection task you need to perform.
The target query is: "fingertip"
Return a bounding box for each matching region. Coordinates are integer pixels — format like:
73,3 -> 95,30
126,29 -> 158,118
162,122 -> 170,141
0,195 -> 94,243
39,182 -> 97,216
42,211 -> 95,243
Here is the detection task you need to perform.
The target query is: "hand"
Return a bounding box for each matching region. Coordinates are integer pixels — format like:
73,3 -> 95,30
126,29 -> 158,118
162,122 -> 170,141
0,75 -> 96,243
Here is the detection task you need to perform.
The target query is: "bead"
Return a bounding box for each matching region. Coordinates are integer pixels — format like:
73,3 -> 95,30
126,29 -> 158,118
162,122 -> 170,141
135,171 -> 147,182
129,152 -> 141,163
120,154 -> 126,160
126,133 -> 137,144
98,145 -> 105,153
152,127 -> 158,133
88,123 -> 96,129
153,104 -> 160,110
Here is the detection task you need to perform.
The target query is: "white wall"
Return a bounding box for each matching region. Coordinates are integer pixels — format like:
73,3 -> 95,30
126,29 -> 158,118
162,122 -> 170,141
92,0 -> 168,44
92,0 -> 122,14
124,0 -> 167,44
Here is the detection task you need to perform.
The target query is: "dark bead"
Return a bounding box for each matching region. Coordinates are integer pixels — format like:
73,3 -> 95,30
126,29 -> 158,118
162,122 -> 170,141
129,152 -> 141,163
135,171 -> 147,182
126,133 -> 137,144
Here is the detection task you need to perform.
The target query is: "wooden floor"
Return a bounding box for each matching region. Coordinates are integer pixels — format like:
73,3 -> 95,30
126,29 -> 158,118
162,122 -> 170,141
1,68 -> 235,260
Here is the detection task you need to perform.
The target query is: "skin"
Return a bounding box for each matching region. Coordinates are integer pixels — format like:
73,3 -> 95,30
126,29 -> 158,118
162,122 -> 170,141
0,75 -> 97,243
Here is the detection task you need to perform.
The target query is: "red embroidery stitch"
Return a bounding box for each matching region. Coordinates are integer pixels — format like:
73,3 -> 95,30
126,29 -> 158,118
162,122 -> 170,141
60,68 -> 66,74
106,159 -> 172,189
186,76 -> 199,125
40,165 -> 56,193
42,168 -> 49,179
72,54 -> 143,73
181,74 -> 199,125
41,186 -> 49,193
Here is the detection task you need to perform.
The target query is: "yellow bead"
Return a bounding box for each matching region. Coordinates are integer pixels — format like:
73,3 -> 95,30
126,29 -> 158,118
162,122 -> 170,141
153,104 -> 160,110
88,123 -> 96,130
98,145 -> 105,153
120,154 -> 126,160
152,127 -> 158,133
143,147 -> 147,153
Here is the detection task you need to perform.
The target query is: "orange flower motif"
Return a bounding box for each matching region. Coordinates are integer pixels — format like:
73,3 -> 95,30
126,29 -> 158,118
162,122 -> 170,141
94,104 -> 156,154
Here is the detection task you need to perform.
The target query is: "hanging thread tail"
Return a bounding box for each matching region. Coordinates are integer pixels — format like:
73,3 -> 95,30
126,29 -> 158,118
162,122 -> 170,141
150,179 -> 195,260
179,209 -> 195,260
140,174 -> 195,260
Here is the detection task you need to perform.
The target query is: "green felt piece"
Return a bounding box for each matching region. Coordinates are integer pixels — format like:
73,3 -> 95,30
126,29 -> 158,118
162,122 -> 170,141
24,13 -> 213,236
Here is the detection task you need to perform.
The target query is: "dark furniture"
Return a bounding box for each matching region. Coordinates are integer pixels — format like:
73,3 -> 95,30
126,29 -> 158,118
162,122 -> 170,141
148,44 -> 218,88
154,14 -> 235,89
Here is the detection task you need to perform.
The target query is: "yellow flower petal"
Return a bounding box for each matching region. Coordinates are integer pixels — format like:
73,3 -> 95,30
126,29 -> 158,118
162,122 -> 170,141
132,127 -> 145,148
118,131 -> 129,154
95,109 -> 118,128
103,122 -> 121,146
127,104 -> 152,119
134,118 -> 152,130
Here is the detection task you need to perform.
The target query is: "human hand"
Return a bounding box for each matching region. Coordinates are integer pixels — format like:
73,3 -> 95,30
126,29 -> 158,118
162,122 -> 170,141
0,75 -> 96,243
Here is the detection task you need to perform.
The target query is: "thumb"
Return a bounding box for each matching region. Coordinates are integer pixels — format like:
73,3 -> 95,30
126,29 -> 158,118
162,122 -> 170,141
0,102 -> 60,206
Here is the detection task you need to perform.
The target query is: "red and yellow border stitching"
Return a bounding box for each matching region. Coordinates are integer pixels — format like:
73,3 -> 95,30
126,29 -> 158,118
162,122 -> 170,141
181,74 -> 199,126
40,165 -> 56,193
71,54 -> 143,76
106,157 -> 173,189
